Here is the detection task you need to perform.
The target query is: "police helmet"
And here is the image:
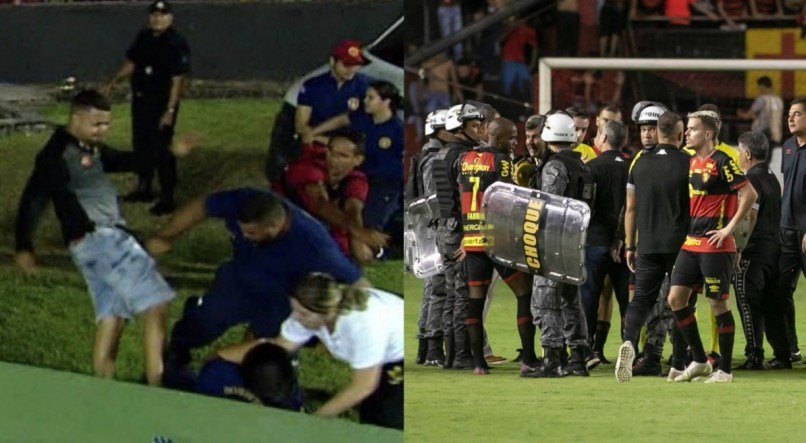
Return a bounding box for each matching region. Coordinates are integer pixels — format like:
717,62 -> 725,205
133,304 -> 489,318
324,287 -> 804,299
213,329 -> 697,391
444,103 -> 484,132
540,112 -> 576,143
631,101 -> 669,126
424,109 -> 448,136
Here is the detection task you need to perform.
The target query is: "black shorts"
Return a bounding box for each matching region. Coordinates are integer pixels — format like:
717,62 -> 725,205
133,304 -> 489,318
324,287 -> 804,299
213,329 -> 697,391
465,251 -> 523,287
670,250 -> 733,300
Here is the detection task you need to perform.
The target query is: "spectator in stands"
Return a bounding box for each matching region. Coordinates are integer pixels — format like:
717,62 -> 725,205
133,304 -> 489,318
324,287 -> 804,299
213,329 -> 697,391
438,0 -> 464,60
420,52 -> 463,115
102,0 -> 190,216
557,0 -> 581,56
500,15 -> 537,100
295,39 -> 371,147
738,76 -> 785,150
662,0 -> 720,26
717,0 -> 748,29
274,133 -> 388,264
456,58 -> 485,102
599,0 -> 627,56
472,0 -> 506,76
749,0 -> 783,16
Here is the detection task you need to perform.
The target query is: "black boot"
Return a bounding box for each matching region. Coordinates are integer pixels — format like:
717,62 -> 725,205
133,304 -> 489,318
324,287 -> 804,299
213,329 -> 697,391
424,336 -> 445,367
522,347 -> 564,378
452,329 -> 474,370
563,347 -> 590,376
416,338 -> 428,365
443,333 -> 455,369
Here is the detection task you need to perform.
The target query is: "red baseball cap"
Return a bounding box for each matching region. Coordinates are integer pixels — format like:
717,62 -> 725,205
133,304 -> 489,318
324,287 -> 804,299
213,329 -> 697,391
331,40 -> 371,66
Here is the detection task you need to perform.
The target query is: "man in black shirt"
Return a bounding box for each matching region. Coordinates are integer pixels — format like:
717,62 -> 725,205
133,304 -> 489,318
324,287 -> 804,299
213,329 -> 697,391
14,90 -> 175,386
616,111 -> 692,383
103,0 -> 191,215
580,120 -> 630,367
732,131 -> 789,370
774,97 -> 806,365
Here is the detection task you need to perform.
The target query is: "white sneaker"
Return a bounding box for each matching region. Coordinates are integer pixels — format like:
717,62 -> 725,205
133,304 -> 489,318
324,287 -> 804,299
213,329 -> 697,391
615,341 -> 635,383
667,367 -> 684,382
704,369 -> 733,384
674,360 -> 713,382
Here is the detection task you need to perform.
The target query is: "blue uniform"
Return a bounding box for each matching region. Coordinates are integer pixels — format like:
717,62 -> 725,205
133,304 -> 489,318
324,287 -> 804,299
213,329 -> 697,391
196,359 -> 304,411
298,72 -> 370,127
165,188 -> 362,373
350,113 -> 404,231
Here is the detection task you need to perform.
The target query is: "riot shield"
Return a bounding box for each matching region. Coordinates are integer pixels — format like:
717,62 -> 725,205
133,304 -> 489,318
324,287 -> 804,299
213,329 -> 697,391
404,195 -> 444,279
481,182 -> 591,285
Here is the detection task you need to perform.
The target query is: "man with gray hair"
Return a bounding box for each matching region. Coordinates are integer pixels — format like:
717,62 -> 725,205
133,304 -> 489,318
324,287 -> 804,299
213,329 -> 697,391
733,131 -> 789,370
580,120 -> 631,369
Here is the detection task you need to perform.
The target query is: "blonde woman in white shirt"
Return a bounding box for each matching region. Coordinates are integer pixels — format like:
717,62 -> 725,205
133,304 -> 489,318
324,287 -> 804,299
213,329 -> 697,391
219,273 -> 403,429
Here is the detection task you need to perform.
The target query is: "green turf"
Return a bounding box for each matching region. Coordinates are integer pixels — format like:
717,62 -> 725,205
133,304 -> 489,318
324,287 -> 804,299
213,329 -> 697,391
404,272 -> 806,442
0,99 -> 402,427
0,362 -> 400,442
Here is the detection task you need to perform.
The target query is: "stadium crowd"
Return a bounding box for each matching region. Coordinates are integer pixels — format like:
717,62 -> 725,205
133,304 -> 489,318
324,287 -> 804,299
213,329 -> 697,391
407,92 -> 806,384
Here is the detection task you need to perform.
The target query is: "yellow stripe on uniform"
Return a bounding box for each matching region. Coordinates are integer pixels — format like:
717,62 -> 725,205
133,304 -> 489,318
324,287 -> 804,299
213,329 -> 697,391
574,143 -> 598,163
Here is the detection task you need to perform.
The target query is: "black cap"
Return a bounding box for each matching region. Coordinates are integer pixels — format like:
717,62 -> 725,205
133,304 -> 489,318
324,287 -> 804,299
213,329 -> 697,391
149,0 -> 172,13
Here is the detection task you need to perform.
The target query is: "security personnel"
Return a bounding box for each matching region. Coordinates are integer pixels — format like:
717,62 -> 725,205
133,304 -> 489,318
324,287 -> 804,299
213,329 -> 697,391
524,111 -> 593,378
103,0 -> 190,215
773,97 -> 806,366
407,110 -> 450,367
580,120 -> 630,367
615,111 -> 692,383
458,118 -> 537,375
627,101 -> 677,377
732,131 -> 788,370
432,102 -> 485,369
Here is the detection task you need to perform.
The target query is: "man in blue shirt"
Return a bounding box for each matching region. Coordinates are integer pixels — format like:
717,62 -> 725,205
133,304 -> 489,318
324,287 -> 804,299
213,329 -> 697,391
296,39 -> 371,145
307,81 -> 404,232
146,188 -> 367,385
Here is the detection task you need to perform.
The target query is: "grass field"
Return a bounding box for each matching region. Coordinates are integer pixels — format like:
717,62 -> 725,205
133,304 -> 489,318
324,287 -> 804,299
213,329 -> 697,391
0,99 -> 402,423
404,272 -> 806,442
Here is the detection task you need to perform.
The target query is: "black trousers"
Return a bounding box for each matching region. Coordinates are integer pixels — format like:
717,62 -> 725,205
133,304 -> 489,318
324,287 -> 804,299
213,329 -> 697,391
132,93 -> 177,198
734,242 -> 788,360
776,228 -> 806,354
359,360 -> 403,429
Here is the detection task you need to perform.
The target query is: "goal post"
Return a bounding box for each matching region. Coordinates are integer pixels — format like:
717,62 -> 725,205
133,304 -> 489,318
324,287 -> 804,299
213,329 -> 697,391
537,57 -> 806,114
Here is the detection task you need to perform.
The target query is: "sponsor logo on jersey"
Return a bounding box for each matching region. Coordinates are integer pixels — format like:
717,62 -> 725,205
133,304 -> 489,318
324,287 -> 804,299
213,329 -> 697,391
348,97 -> 360,111
379,137 -> 392,149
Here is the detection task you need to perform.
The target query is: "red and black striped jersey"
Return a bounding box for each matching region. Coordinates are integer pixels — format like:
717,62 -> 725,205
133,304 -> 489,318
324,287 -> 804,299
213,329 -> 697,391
459,148 -> 513,251
683,148 -> 748,253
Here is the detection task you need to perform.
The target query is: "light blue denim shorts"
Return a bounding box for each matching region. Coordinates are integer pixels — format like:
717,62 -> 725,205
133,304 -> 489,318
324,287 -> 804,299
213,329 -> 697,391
69,226 -> 175,321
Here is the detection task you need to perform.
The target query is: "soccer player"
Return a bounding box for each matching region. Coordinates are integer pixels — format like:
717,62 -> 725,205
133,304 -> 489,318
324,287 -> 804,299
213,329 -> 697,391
458,118 -> 538,375
668,110 -> 757,383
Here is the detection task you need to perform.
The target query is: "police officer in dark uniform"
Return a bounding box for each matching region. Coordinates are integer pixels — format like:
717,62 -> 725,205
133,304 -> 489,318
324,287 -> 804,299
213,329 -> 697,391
732,131 -> 788,370
525,111 -> 593,378
432,102 -> 485,369
406,109 -> 450,366
103,0 -> 190,215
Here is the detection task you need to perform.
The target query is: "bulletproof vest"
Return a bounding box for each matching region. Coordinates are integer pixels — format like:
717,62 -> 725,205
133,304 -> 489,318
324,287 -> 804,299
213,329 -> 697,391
418,139 -> 443,196
543,150 -> 597,212
432,139 -> 474,220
